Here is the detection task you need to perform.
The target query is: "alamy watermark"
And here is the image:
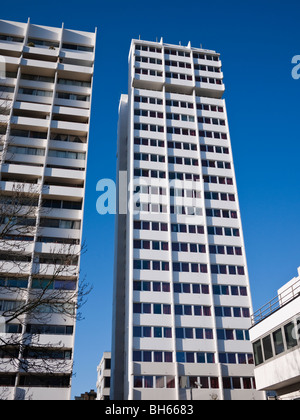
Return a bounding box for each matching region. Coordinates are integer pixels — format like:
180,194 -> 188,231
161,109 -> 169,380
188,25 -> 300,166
292,55 -> 300,80
96,171 -> 202,224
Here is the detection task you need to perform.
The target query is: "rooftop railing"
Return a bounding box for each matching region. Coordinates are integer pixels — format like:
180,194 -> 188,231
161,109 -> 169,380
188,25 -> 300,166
251,276 -> 300,326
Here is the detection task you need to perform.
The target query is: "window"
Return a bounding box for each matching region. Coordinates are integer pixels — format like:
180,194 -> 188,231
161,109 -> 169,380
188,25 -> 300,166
262,335 -> 273,361
154,327 -> 162,338
284,321 -> 298,349
176,328 -> 184,339
143,327 -> 151,337
236,330 -> 244,340
134,376 -> 143,388
199,377 -> 209,389
176,352 -> 185,363
133,351 -> 142,362
164,328 -> 172,338
133,303 -> 142,314
273,328 -> 285,355
242,377 -> 252,390
167,376 -> 175,388
133,327 -> 142,337
156,376 -> 164,388
223,377 -> 231,389
232,377 -> 241,389
153,304 -> 161,315
165,352 -> 173,362
210,377 -> 219,389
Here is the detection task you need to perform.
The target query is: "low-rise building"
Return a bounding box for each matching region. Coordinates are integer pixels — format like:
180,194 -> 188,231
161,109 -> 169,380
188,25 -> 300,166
97,352 -> 111,400
249,267 -> 300,400
75,390 -> 97,401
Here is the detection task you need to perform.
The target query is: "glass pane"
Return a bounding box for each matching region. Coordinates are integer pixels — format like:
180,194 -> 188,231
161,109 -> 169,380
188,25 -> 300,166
134,376 -> 143,388
166,376 -> 175,388
284,321 -> 298,349
273,328 -> 285,355
262,335 -> 273,361
156,376 -> 164,388
144,376 -> 153,388
253,340 -> 263,366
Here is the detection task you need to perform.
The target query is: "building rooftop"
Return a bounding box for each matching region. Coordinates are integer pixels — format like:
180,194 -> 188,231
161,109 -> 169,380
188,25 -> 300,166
251,267 -> 300,326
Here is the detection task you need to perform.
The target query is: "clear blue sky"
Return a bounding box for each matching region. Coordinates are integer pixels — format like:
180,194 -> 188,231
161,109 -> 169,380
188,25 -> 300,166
1,0 -> 300,399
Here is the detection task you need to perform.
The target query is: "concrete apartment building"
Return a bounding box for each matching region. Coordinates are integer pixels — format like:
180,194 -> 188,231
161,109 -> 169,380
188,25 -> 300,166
250,267 -> 300,400
96,351 -> 111,400
111,38 -> 264,400
0,19 -> 96,400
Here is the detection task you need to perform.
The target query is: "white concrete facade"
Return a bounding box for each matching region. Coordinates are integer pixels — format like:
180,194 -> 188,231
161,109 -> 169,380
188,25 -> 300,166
250,268 -> 300,400
0,19 -> 96,400
97,352 -> 111,400
111,39 -> 264,401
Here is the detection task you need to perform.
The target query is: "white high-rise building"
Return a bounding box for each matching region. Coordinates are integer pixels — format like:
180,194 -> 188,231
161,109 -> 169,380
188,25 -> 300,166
111,39 -> 264,400
0,19 -> 96,400
96,352 -> 111,400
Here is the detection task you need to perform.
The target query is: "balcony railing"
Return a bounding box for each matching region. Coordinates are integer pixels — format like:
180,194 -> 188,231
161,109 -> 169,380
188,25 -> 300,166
251,276 -> 300,326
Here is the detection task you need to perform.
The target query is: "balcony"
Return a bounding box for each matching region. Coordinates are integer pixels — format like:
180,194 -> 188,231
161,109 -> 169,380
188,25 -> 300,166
34,241 -> 81,255
18,78 -> 54,92
165,77 -> 194,95
57,62 -> 93,76
49,139 -> 87,153
0,55 -> 20,66
14,101 -> 51,114
0,40 -> 23,54
44,166 -> 85,181
0,180 -> 41,194
16,93 -> 53,106
42,184 -> 84,199
0,260 -> 31,275
133,72 -> 164,91
21,57 -> 57,71
46,156 -> 85,171
23,45 -> 59,59
195,80 -> 225,99
53,96 -> 90,110
60,49 -> 94,62
1,163 -> 43,177
32,262 -> 79,278
11,115 -> 49,130
38,227 -> 80,240
50,120 -> 88,135
52,105 -> 89,118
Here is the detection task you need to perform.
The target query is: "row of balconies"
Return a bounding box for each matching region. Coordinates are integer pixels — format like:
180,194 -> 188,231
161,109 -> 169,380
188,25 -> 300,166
8,115 -> 89,133
8,136 -> 87,153
0,40 -> 94,66
133,104 -> 226,126
133,249 -> 243,267
1,163 -> 85,182
2,154 -> 86,171
135,45 -> 221,67
0,37 -> 93,54
1,181 -> 84,200
0,260 -> 78,277
0,240 -> 81,256
1,86 -> 91,116
133,71 -> 225,98
133,147 -> 232,173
